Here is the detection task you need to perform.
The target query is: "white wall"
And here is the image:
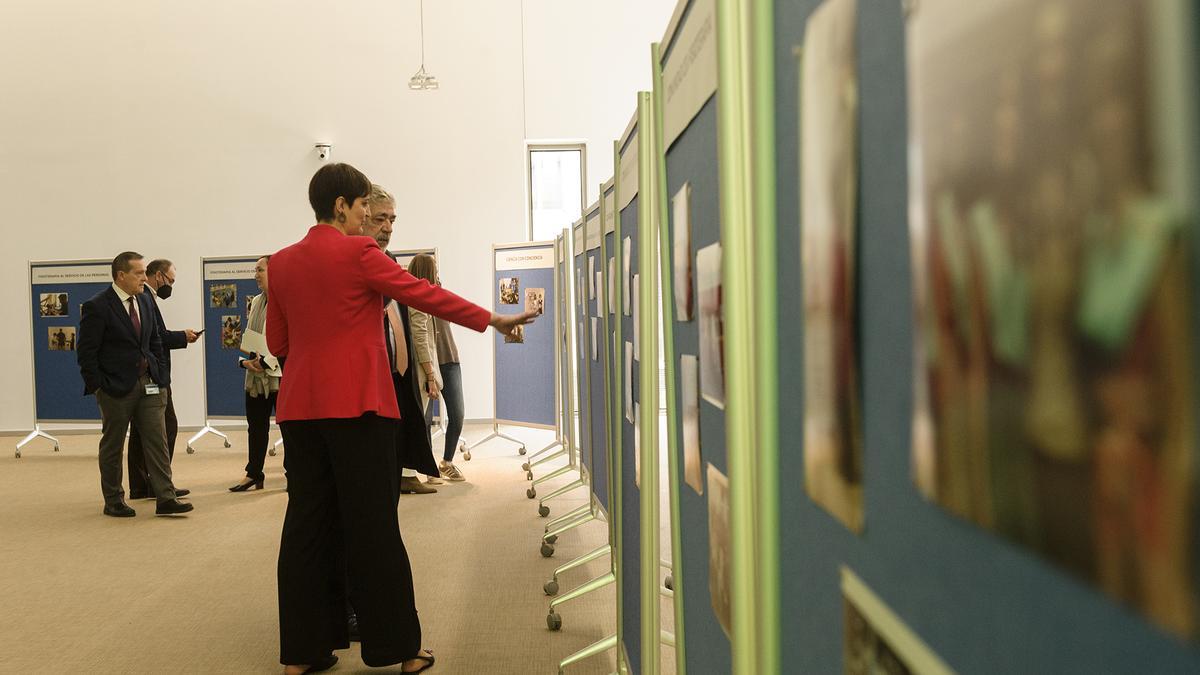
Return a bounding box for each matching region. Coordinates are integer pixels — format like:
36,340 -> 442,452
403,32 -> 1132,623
522,1 -> 678,206
0,0 -> 676,433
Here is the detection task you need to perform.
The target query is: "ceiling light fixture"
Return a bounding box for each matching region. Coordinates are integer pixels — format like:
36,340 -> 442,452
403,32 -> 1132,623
409,0 -> 439,91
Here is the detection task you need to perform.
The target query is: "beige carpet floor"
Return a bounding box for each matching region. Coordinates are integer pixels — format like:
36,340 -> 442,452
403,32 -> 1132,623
0,424 -> 618,674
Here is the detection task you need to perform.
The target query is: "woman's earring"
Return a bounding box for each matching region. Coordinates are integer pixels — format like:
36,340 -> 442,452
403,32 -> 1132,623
336,211 -> 346,224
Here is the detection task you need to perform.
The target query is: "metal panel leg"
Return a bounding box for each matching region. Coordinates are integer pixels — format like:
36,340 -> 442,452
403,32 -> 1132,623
557,633 -> 617,674
543,501 -> 590,529
530,446 -> 567,470
537,479 -> 585,516
543,544 -> 611,595
186,425 -> 230,454
523,439 -> 563,468
465,424 -> 526,458
547,571 -> 616,630
14,424 -> 60,458
543,510 -> 596,543
531,463 -> 575,488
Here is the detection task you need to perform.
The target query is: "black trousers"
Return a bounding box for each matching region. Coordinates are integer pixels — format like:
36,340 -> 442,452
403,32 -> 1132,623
244,390 -> 278,481
277,414 -> 421,667
127,386 -> 177,495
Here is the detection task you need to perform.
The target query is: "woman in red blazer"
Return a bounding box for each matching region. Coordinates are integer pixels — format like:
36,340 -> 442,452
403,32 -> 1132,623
268,163 -> 531,674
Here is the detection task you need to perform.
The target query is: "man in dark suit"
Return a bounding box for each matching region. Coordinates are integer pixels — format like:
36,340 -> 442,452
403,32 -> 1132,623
77,251 -> 193,518
361,185 -> 439,496
127,258 -> 200,499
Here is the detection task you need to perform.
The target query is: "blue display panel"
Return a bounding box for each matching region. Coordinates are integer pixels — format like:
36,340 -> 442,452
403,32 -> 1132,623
573,227 -> 593,476
662,66 -> 731,675
618,190 -> 643,674
29,260 -> 111,421
556,237 -> 572,449
201,257 -> 263,419
585,213 -> 611,512
493,243 -> 557,428
768,2 -> 1200,672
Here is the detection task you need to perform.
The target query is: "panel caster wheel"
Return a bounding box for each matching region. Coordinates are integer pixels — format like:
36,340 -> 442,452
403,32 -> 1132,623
268,449 -> 277,456
665,575 -> 674,591
463,450 -> 472,461
547,612 -> 562,631
522,462 -> 531,471
224,440 -> 232,448
540,542 -> 555,558
538,505 -> 550,517
544,534 -> 558,545
14,450 -> 21,459
526,471 -> 534,481
53,445 -> 60,452
527,487 -> 536,499
186,446 -> 195,454
544,579 -> 559,596
518,446 -> 527,455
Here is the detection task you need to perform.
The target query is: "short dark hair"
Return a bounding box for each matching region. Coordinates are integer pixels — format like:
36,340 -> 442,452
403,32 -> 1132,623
111,252 -> 144,279
146,259 -> 173,276
308,163 -> 372,222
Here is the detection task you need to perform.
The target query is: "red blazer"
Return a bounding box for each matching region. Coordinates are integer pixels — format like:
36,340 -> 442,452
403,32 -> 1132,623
267,224 -> 491,422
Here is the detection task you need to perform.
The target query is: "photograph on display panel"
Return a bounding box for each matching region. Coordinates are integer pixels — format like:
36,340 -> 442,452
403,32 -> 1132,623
673,183 -> 694,321
698,243 -> 725,408
499,277 -> 520,305
525,287 -> 545,315
221,315 -> 243,349
39,292 -> 68,317
623,237 -> 632,314
707,462 -> 732,638
841,568 -> 953,675
682,354 -> 703,495
800,0 -> 863,533
209,283 -> 237,308
504,324 -> 525,344
625,341 -> 634,423
47,326 -> 76,351
634,402 -> 642,489
908,0 -> 1198,638
633,274 -> 641,361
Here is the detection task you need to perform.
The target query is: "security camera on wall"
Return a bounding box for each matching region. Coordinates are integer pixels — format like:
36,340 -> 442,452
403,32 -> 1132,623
315,143 -> 332,161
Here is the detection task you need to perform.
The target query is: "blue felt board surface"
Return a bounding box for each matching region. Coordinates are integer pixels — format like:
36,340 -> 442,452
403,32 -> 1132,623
770,1 -> 1200,673
574,244 -> 593,476
618,195 -> 643,674
201,258 -> 263,419
661,61 -> 731,675
493,245 -> 557,427
30,261 -> 108,421
587,246 -> 611,513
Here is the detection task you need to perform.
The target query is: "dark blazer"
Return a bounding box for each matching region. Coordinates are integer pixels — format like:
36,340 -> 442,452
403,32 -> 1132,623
78,286 -> 169,396
387,298 -> 437,477
142,283 -> 188,376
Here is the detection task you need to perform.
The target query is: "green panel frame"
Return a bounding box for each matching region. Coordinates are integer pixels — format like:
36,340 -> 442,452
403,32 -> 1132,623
637,90 -> 664,675
651,41 -> 689,675
714,0 -> 778,672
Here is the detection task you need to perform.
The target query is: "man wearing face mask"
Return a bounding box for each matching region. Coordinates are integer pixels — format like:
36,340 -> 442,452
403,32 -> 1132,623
127,258 -> 201,500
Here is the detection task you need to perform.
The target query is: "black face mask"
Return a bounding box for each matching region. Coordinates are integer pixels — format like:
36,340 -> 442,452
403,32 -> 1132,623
156,283 -> 173,300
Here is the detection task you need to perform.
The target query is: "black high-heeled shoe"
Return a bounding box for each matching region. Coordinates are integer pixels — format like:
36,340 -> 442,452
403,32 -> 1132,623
228,477 -> 264,492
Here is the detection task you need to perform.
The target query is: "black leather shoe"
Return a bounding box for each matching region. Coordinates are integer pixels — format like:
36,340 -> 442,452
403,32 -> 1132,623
128,491 -> 150,500
347,613 -> 361,642
174,488 -> 191,497
103,502 -> 136,517
155,500 -> 194,516
305,655 -> 338,673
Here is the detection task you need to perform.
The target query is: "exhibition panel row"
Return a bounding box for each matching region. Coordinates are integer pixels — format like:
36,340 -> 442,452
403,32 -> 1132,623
542,0 -> 1200,673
